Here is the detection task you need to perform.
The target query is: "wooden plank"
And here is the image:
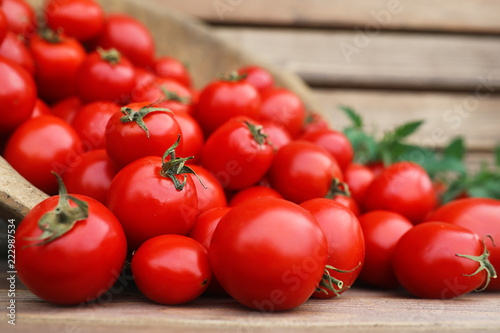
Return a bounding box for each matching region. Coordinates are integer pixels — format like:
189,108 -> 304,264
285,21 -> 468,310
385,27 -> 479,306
147,0 -> 500,34
213,28 -> 500,91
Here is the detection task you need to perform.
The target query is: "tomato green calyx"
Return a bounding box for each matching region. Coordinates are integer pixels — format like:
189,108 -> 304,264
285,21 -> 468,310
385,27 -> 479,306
97,47 -> 122,65
39,28 -> 63,44
243,121 -> 272,147
325,178 -> 351,199
316,262 -> 362,297
160,86 -> 191,104
455,235 -> 497,292
219,70 -> 247,82
120,103 -> 172,139
160,135 -> 207,191
24,172 -> 89,247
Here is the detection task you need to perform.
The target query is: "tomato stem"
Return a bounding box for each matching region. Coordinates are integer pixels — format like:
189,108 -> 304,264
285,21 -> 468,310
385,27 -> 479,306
325,178 -> 351,199
219,70 -> 247,82
120,103 -> 172,139
39,28 -> 63,44
243,121 -> 272,147
316,262 -> 361,296
97,47 -> 122,65
160,86 -> 191,105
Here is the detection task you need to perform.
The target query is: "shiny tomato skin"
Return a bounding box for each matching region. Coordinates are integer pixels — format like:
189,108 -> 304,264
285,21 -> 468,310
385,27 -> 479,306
300,129 -> 353,172
30,99 -> 51,118
16,194 -> 127,305
71,101 -> 120,151
4,115 -> 82,194
107,156 -> 198,250
268,140 -> 343,204
155,56 -> 192,88
332,195 -> 361,217
63,149 -> 117,205
300,199 -> 365,298
132,234 -> 211,305
105,102 -> 182,170
44,0 -> 105,42
0,31 -> 34,74
0,56 -> 36,134
195,79 -> 261,136
0,10 -> 6,44
301,112 -> 329,135
76,50 -> 136,104
1,0 -> 36,39
426,198 -> 500,291
229,186 -> 284,207
172,111 -> 204,164
393,222 -> 488,299
363,161 -> 437,224
209,197 -> 328,311
96,14 -> 155,68
259,88 -> 306,138
201,117 -> 274,190
131,77 -> 193,114
50,96 -> 83,124
261,121 -> 292,151
344,163 -> 376,207
188,165 -> 227,216
357,210 -> 413,289
238,65 -> 274,95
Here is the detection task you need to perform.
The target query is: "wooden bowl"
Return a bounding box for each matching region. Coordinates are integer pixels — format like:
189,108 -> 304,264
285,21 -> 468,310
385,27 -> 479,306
1,0 -> 322,220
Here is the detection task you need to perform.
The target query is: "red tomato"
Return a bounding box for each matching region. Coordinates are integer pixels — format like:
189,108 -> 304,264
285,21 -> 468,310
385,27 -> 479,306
201,117 -> 274,190
105,102 -> 182,170
1,0 -> 36,39
393,222 -> 496,299
259,88 -> 306,138
132,235 -> 211,304
344,163 -> 375,206
367,161 -> 385,177
30,99 -> 51,118
96,14 -> 155,68
261,121 -> 292,151
0,10 -> 6,44
0,56 -> 36,134
238,65 -> 274,95
357,210 -> 413,289
50,96 -> 83,124
300,129 -> 353,172
16,177 -> 127,304
426,198 -> 500,291
300,198 -> 365,298
209,197 -> 328,311
63,149 -> 117,205
131,77 -> 193,114
363,161 -> 437,224
332,194 -> 361,217
71,101 -> 120,151
195,75 -> 261,136
302,112 -> 329,135
172,111 -> 204,164
188,165 -> 227,215
107,148 -> 199,250
44,0 -> 105,42
4,115 -> 82,194
229,186 -> 284,207
0,31 -> 34,74
76,49 -> 136,104
155,56 -> 192,88
269,140 -> 343,204
30,32 -> 87,103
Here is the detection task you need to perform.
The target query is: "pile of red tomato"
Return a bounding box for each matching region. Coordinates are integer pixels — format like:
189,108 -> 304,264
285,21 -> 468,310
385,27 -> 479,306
1,0 -> 498,310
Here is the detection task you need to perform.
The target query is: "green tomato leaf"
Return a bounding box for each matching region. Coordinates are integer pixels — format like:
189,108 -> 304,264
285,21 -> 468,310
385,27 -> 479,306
340,105 -> 363,128
495,145 -> 500,168
391,120 -> 424,141
444,137 -> 465,161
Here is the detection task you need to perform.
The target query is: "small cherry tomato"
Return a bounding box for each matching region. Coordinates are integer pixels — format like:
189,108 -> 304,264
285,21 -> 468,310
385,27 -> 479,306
301,112 -> 329,135
0,31 -> 34,74
238,65 -> 274,95
229,186 -> 283,207
344,163 -> 375,207
188,165 -> 227,216
50,96 -> 83,124
300,129 -> 353,172
260,121 -> 292,151
1,0 -> 36,39
155,56 -> 192,88
131,77 -> 193,114
173,111 -> 204,164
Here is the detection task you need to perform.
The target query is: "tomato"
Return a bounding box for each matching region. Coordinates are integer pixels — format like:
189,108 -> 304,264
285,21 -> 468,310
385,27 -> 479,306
0,9 -> 7,44
209,197 -> 328,311
30,99 -> 51,118
367,161 -> 385,177
363,161 -> 437,224
195,75 -> 261,136
301,112 -> 329,135
331,194 -> 360,217
300,129 -> 353,172
172,111 -> 204,164
30,31 -> 87,103
187,165 -> 227,215
426,198 -> 500,291
107,141 -> 199,250
392,222 -> 496,299
105,102 -> 182,170
16,176 -> 127,304
229,185 -> 283,207
131,77 -> 193,114
63,149 -> 117,205
0,31 -> 34,75
155,56 -> 192,88
268,140 -> 343,204
50,96 -> 83,124
4,115 -> 82,194
344,163 -> 375,207
357,210 -> 413,289
1,0 -> 36,39
76,48 -> 136,104
300,198 -> 365,298
132,234 -> 211,304
259,88 -> 306,138
238,65 -> 274,95
96,13 -> 155,68
261,121 -> 292,151
0,56 -> 36,134
44,0 -> 105,42
71,101 -> 120,151
201,117 -> 274,190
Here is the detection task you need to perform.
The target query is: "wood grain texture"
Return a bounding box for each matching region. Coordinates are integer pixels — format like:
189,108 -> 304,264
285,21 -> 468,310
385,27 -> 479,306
148,0 -> 500,34
214,27 -> 500,91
